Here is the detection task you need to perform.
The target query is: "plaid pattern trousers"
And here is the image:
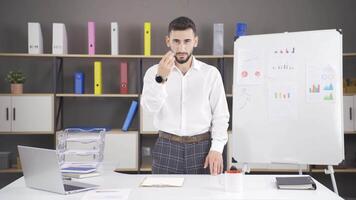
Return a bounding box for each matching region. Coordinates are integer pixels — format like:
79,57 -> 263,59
151,136 -> 211,174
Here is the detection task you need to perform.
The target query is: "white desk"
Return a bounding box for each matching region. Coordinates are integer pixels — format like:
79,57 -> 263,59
0,170 -> 342,200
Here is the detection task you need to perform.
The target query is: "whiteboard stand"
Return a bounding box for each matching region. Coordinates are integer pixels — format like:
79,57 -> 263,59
242,163 -> 250,174
325,165 -> 338,195
298,164 -> 303,175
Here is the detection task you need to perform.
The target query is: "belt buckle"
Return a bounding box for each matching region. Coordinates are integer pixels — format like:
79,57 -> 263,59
185,136 -> 196,143
180,136 -> 187,143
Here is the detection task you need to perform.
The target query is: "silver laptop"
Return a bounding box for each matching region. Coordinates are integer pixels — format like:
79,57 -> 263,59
18,145 -> 98,194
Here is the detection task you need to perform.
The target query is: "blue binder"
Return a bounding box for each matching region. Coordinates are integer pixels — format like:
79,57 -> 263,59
122,101 -> 138,131
74,72 -> 84,94
235,22 -> 247,40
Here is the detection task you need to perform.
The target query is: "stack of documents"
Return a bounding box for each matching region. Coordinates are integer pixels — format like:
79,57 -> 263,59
61,167 -> 99,179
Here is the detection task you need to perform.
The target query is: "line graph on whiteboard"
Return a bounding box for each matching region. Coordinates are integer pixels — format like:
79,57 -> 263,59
236,87 -> 252,110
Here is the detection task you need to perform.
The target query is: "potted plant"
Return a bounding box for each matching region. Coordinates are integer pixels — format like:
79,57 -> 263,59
5,70 -> 26,94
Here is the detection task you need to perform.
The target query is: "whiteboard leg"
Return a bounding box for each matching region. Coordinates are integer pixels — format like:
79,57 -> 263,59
298,164 -> 303,175
325,165 -> 338,195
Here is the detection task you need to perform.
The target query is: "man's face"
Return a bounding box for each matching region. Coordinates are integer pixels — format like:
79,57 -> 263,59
166,28 -> 198,64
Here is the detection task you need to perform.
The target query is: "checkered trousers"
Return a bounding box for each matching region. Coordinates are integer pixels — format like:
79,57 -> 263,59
151,137 -> 211,174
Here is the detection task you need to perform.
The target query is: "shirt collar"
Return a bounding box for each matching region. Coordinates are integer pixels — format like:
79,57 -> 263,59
191,56 -> 201,71
173,56 -> 201,71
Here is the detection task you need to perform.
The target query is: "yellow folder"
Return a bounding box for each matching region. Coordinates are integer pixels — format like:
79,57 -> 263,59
94,61 -> 102,95
144,22 -> 151,56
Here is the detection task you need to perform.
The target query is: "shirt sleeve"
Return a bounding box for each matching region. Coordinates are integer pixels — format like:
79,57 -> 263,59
209,69 -> 230,153
140,66 -> 168,113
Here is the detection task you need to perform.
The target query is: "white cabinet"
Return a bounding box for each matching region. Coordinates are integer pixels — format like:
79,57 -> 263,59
0,95 -> 53,133
103,131 -> 138,170
0,96 -> 11,131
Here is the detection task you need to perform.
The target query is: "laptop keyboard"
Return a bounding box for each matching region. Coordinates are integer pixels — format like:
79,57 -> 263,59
64,184 -> 85,191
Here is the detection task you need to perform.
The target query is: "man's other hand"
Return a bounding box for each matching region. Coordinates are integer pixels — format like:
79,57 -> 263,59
204,150 -> 223,175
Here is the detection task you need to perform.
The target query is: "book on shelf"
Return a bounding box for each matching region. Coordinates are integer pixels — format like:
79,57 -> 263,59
28,22 -> 43,54
144,22 -> 151,56
120,61 -> 128,94
276,176 -> 316,190
213,23 -> 224,56
52,23 -> 68,54
88,21 -> 95,55
74,72 -> 84,94
111,22 -> 119,55
94,61 -> 102,95
122,101 -> 138,131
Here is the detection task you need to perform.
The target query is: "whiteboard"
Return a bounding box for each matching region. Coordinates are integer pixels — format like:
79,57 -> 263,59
232,29 -> 344,165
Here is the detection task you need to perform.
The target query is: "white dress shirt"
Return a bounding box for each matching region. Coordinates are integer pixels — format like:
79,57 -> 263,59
141,57 -> 230,153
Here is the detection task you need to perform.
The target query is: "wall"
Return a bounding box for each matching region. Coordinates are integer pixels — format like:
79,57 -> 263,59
0,0 -> 356,197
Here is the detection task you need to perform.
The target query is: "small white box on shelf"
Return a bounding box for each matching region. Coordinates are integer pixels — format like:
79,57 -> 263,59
213,23 -> 224,56
344,96 -> 354,132
111,22 -> 119,55
28,22 -> 43,54
52,23 -> 68,54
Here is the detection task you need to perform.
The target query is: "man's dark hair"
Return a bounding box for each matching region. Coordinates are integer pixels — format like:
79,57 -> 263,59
168,16 -> 196,35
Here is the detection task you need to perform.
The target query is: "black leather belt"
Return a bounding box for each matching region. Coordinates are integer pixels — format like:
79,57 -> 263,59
158,131 -> 211,144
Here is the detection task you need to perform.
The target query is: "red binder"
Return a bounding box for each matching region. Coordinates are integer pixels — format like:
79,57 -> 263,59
120,61 -> 128,94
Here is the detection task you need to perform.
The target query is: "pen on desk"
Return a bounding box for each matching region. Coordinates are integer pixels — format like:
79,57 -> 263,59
95,189 -> 119,193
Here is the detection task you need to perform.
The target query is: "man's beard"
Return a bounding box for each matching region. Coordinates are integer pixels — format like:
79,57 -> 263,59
175,53 -> 192,64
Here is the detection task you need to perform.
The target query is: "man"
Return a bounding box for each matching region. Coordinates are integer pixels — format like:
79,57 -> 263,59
141,16 -> 229,175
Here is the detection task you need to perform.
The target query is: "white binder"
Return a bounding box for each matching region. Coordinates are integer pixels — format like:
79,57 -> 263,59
111,22 -> 119,55
213,23 -> 224,56
52,23 -> 68,54
28,22 -> 43,54
344,96 -> 355,132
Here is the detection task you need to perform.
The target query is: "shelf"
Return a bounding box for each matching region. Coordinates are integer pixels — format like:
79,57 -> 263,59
56,93 -> 139,98
140,163 -> 152,172
344,93 -> 356,96
114,168 -> 139,172
0,131 -> 54,135
0,93 -> 54,96
109,129 -> 138,135
0,168 -> 22,173
0,53 -> 234,59
344,131 -> 356,135
311,168 -> 356,173
57,94 -> 232,98
1,52 -> 356,58
343,53 -> 356,57
140,132 -> 158,135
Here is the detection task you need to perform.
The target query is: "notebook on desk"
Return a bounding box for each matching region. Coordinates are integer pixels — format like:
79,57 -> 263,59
276,176 -> 317,190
